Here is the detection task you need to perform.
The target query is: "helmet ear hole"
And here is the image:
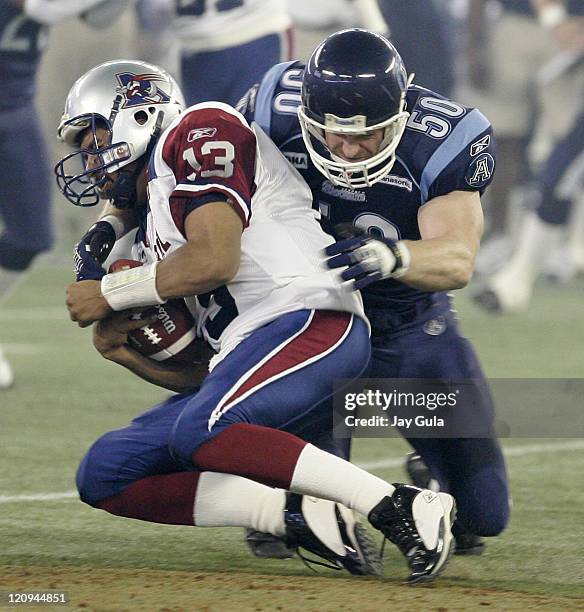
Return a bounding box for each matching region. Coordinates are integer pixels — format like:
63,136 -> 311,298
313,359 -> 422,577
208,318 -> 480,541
133,110 -> 149,125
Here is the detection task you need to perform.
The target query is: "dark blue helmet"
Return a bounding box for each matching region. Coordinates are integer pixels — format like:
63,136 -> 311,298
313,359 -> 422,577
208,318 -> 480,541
299,29 -> 411,189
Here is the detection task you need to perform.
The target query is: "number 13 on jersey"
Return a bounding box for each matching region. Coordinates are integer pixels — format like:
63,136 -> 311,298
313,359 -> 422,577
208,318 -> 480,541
183,141 -> 235,180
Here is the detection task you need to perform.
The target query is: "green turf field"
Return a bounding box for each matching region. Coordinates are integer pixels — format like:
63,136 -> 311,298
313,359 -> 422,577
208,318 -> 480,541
1,266 -> 583,610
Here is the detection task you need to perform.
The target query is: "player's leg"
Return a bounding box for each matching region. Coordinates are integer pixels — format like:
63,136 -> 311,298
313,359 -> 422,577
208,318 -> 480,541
180,30 -> 292,107
369,298 -> 510,542
168,309 -> 455,582
0,105 -> 54,389
76,391 -> 382,575
77,392 -> 292,535
473,91 -> 584,312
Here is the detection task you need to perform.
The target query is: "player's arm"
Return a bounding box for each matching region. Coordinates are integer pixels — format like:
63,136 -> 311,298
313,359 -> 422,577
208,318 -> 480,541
325,191 -> 484,292
67,106 -> 251,327
155,201 -> 243,299
92,311 -> 210,393
400,190 -> 483,290
19,0 -> 133,27
74,202 -> 138,281
66,200 -> 242,326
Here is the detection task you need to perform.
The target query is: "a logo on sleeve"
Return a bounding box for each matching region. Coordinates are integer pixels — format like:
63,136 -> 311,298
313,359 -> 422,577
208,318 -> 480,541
187,127 -> 218,142
470,134 -> 491,157
466,153 -> 494,187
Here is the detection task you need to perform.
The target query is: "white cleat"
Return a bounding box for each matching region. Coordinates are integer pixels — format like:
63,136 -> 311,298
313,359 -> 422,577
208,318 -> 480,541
472,264 -> 535,313
0,345 -> 14,390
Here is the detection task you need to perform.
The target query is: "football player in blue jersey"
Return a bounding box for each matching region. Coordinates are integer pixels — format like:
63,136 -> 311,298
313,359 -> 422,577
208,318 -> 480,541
0,0 -> 131,388
238,28 -> 511,553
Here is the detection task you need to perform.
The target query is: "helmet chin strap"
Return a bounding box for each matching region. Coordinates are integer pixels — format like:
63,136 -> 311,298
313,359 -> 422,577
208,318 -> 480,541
108,111 -> 165,210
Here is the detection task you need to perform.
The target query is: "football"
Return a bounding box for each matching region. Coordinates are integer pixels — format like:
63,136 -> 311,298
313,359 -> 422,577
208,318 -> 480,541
109,259 -> 205,366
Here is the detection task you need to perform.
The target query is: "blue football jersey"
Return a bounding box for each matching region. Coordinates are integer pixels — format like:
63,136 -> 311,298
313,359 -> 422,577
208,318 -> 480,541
0,2 -> 49,110
239,60 -> 496,326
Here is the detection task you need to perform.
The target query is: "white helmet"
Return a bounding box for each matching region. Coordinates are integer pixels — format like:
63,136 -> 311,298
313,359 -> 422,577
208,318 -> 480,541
55,59 -> 185,207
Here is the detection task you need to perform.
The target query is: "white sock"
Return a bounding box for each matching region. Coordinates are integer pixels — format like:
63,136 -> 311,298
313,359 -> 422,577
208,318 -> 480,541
0,269 -> 26,304
193,472 -> 286,536
290,444 -> 394,517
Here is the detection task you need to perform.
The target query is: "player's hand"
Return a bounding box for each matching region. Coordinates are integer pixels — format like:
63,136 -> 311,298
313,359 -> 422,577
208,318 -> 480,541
73,220 -> 117,281
66,280 -> 112,327
324,236 -> 401,290
93,310 -> 157,360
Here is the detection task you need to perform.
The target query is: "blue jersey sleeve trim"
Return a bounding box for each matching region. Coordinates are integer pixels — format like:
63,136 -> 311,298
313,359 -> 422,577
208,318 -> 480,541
420,109 -> 491,202
255,61 -> 297,136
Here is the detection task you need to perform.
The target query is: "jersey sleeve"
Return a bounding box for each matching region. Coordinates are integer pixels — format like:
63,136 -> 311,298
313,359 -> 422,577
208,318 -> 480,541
403,87 -> 497,203
162,104 -> 257,230
239,60 -> 305,148
421,111 -> 496,202
425,119 -> 496,202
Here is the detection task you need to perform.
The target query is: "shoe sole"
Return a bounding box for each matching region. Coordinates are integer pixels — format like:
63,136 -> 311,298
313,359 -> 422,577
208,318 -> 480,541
408,493 -> 457,585
351,523 -> 383,576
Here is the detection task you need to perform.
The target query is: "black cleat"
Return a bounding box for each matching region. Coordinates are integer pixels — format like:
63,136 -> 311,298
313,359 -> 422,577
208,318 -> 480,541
369,485 -> 456,584
245,529 -> 294,559
284,493 -> 383,576
471,288 -> 503,313
453,531 -> 485,556
405,454 -> 486,557
405,453 -> 439,492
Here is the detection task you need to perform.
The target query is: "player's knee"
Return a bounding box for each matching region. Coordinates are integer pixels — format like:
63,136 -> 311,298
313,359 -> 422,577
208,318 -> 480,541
75,451 -> 100,506
75,432 -> 122,507
473,503 -> 510,537
0,241 -> 51,272
460,488 -> 511,537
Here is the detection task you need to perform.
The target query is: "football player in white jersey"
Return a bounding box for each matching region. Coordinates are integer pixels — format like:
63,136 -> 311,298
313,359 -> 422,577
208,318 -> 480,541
58,59 -> 456,583
135,0 -> 292,106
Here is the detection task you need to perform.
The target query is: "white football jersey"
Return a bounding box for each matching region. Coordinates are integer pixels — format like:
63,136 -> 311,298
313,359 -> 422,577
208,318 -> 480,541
171,0 -> 291,52
133,102 -> 366,368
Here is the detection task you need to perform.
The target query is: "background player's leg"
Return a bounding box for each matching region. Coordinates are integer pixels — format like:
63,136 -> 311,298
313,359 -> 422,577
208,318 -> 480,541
0,105 -> 54,389
369,299 -> 510,538
180,32 -> 291,107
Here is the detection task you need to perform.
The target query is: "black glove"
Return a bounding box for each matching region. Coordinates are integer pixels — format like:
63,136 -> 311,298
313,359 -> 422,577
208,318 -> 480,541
73,220 -> 117,281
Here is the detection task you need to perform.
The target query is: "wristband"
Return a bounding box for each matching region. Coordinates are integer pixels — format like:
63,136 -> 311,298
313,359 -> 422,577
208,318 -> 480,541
101,262 -> 165,311
538,4 -> 567,29
387,241 -> 411,278
99,214 -> 125,239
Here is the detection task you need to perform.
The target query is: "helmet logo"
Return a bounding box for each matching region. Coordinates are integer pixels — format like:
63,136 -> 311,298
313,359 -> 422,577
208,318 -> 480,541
115,72 -> 171,108
324,113 -> 367,130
